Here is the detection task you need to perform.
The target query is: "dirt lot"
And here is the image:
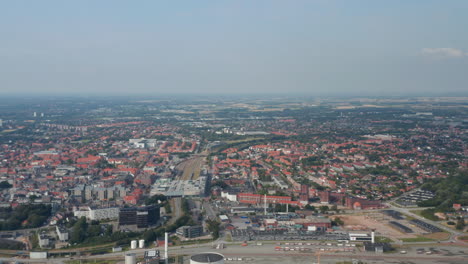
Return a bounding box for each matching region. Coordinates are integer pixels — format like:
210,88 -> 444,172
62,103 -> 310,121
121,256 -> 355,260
336,214 -> 416,240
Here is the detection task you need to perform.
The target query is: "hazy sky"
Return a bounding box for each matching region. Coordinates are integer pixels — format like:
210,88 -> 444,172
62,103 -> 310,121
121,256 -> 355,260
1,0 -> 467,96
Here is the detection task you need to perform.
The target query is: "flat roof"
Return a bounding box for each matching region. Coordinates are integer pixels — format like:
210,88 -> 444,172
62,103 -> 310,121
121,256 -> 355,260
190,253 -> 224,263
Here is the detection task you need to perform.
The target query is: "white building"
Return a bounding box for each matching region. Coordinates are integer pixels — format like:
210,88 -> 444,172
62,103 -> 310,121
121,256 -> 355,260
38,234 -> 50,248
74,206 -> 120,220
221,191 -> 237,202
56,226 -> 69,241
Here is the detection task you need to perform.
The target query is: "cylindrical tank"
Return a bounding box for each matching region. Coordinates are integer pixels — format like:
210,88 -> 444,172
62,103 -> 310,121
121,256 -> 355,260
139,239 -> 145,248
125,253 -> 136,264
190,253 -> 225,264
130,240 -> 137,249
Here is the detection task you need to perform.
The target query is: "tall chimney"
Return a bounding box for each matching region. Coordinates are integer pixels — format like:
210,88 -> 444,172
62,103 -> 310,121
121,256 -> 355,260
371,231 -> 375,244
164,232 -> 168,261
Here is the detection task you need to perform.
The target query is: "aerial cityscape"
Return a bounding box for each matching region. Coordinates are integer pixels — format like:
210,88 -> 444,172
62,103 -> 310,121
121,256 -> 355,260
0,96 -> 466,264
0,1 -> 467,264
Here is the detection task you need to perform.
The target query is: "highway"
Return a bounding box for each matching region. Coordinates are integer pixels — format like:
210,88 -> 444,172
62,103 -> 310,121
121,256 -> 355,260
2,242 -> 468,264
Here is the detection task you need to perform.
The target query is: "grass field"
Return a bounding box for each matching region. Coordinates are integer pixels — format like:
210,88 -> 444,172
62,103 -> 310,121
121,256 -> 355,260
422,232 -> 450,240
375,236 -> 393,243
401,236 -> 434,242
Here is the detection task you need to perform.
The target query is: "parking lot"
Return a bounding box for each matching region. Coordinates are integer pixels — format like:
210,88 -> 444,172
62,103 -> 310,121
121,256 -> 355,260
230,229 -> 349,241
395,190 -> 435,207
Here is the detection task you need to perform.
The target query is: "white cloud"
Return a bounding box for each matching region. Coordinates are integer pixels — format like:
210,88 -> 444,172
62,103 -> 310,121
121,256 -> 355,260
421,48 -> 468,58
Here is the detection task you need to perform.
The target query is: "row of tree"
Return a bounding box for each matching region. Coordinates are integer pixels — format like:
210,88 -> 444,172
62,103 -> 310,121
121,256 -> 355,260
418,169 -> 468,211
0,204 -> 51,231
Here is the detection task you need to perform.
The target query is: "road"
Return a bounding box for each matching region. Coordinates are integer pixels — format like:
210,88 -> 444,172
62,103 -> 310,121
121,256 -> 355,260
2,242 -> 468,264
202,200 -> 217,220
168,197 -> 182,225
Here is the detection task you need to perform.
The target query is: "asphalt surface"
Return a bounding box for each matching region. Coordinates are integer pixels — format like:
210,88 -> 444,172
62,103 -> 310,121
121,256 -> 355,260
2,241 -> 468,264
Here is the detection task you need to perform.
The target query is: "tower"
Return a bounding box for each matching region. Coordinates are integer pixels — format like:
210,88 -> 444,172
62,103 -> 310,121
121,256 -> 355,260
164,232 -> 168,263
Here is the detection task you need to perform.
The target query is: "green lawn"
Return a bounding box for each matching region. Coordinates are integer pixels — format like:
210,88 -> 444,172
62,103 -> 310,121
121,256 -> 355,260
401,236 -> 434,242
375,236 -> 393,243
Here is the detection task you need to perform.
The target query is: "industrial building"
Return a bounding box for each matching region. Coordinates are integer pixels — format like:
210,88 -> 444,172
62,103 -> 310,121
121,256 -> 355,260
190,253 -> 224,264
38,233 -> 51,248
74,206 -> 120,221
349,232 -> 375,242
364,242 -> 392,253
319,191 -> 384,210
176,225 -> 203,238
56,226 -> 69,241
143,250 -> 160,264
125,253 -> 137,264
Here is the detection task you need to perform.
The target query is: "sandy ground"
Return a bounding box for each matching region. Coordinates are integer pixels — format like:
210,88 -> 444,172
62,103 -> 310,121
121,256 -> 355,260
336,214 -> 416,240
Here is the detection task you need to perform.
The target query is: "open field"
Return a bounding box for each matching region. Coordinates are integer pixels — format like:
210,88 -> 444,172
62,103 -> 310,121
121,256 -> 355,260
337,214 -> 415,240
337,212 -> 451,242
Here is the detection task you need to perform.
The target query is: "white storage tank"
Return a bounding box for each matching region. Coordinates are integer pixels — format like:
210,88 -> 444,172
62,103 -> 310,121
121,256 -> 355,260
125,253 -> 136,264
130,240 -> 137,249
139,239 -> 145,248
190,253 -> 225,264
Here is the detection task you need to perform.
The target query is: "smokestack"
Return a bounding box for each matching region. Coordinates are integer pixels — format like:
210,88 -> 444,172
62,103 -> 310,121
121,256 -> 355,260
264,194 -> 267,216
286,203 -> 289,213
371,231 -> 375,244
164,232 -> 168,261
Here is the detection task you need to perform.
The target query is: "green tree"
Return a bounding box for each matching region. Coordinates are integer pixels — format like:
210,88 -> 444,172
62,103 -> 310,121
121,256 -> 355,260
70,217 -> 87,244
456,217 -> 465,230
333,217 -> 344,226
0,181 -> 12,189
319,205 -> 329,213
206,219 -> 220,239
88,224 -> 101,238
